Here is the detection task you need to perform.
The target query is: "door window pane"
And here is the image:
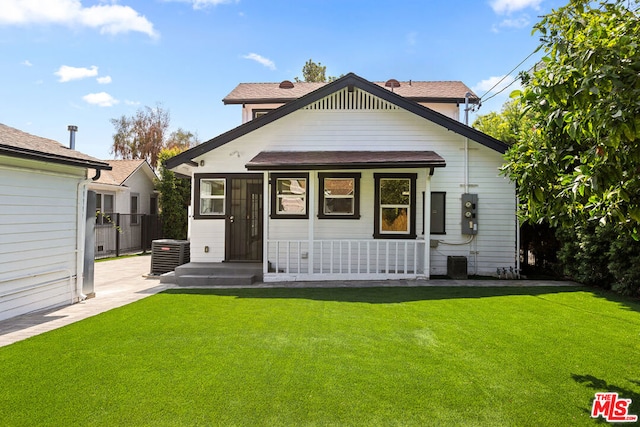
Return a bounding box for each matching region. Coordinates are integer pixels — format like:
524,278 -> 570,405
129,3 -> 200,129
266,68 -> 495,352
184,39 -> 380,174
200,178 -> 225,215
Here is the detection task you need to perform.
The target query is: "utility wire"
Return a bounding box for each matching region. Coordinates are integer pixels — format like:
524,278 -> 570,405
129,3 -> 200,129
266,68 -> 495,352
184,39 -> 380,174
479,74 -> 522,105
477,47 -> 541,104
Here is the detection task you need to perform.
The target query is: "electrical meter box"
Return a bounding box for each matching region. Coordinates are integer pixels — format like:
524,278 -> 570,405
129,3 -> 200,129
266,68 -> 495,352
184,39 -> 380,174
461,193 -> 478,235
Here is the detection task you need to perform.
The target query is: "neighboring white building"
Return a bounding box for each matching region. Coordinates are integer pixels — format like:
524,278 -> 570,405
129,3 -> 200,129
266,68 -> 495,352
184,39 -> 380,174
89,159 -> 158,257
167,73 -> 516,282
0,123 -> 111,321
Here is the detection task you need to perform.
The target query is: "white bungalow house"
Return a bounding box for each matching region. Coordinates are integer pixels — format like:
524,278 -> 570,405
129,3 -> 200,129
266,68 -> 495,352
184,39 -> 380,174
0,123 -> 111,321
89,159 -> 159,257
166,73 -> 516,283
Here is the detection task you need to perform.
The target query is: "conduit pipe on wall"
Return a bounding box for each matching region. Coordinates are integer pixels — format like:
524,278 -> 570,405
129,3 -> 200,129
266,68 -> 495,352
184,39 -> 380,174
463,92 -> 472,194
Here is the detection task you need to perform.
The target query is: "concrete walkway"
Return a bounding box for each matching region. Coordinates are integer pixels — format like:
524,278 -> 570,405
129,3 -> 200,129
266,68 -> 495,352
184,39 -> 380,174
0,255 -> 166,348
0,255 -> 578,348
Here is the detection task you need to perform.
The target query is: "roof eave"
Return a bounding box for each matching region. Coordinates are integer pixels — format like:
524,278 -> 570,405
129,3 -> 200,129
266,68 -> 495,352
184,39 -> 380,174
246,162 -> 447,171
223,97 -> 299,105
410,97 -> 481,105
0,145 -> 112,170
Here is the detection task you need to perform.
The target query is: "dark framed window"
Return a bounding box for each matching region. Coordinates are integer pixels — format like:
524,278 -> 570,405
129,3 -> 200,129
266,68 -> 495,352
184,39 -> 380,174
430,192 -> 446,235
96,193 -> 114,226
252,109 -> 273,119
374,173 -> 417,239
130,194 -> 139,225
318,172 -> 361,219
271,173 -> 308,219
194,173 -> 226,219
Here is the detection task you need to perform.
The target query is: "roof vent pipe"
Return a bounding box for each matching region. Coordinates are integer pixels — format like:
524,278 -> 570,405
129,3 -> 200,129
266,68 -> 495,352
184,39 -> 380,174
68,125 -> 78,150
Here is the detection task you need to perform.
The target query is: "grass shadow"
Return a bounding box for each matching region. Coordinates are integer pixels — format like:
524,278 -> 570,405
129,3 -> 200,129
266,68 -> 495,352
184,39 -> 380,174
572,374 -> 640,421
162,285 -> 586,304
582,287 -> 640,315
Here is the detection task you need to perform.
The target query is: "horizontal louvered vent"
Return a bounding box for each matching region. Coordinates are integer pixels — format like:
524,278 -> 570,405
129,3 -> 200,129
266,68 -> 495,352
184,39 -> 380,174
151,239 -> 190,275
304,88 -> 399,111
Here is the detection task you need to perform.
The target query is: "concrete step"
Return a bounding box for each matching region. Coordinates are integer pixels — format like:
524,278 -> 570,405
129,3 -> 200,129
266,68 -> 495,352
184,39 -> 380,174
159,271 -> 175,284
174,262 -> 262,278
177,274 -> 256,287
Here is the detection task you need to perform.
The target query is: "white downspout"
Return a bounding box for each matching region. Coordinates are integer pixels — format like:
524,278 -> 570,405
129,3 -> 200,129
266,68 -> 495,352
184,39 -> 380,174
70,123 -> 90,303
75,176 -> 90,302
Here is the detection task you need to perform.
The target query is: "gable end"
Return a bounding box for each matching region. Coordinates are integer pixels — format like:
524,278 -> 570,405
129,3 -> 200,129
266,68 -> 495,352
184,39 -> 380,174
304,87 -> 400,111
166,73 -> 508,170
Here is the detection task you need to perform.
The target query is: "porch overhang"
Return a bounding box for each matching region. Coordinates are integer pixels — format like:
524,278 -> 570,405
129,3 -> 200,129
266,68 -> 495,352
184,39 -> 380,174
245,150 -> 446,171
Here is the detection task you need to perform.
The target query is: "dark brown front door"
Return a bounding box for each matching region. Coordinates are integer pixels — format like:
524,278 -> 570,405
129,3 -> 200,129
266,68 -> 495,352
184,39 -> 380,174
226,177 -> 263,261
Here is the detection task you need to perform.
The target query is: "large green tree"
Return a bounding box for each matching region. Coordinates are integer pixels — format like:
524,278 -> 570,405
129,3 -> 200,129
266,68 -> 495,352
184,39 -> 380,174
502,0 -> 640,233
472,98 -> 533,146
156,147 -> 191,240
295,59 -> 341,82
111,104 -> 169,169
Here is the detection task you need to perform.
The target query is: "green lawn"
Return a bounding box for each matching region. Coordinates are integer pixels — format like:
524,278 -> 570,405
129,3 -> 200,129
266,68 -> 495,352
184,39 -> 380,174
0,286 -> 638,426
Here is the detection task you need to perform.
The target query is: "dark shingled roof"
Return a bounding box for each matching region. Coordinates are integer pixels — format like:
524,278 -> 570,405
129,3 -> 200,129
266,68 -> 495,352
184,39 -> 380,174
224,80 -> 479,105
246,151 -> 446,171
0,123 -> 111,170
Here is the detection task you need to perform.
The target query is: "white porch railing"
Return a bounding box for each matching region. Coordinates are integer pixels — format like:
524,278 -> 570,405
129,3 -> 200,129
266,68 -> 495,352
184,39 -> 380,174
266,239 -> 426,281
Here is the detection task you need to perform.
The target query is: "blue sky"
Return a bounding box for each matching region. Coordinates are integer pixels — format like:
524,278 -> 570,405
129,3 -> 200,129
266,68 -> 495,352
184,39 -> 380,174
0,0 -> 565,160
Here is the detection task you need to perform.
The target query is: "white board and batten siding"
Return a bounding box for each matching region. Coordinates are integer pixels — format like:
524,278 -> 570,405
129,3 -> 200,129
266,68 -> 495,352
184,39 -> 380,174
0,156 -> 85,321
191,87 -> 516,276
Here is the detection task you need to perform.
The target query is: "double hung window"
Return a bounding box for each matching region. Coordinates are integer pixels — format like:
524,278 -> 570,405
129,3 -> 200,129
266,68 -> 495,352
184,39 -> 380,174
96,193 -> 114,226
318,173 -> 360,219
271,173 -> 308,218
374,173 -> 417,239
130,194 -> 139,225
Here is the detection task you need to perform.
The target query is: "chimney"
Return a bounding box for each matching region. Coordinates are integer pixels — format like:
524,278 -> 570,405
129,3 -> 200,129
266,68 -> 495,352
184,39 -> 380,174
67,125 -> 78,150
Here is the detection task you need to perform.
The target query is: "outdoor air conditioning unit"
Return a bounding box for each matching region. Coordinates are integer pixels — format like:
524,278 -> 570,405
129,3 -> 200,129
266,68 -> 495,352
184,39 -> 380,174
447,256 -> 468,280
151,239 -> 190,275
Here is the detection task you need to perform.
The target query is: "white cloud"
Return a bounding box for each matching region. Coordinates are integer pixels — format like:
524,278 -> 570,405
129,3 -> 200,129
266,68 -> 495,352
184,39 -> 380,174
490,0 -> 542,14
163,0 -> 239,10
471,75 -> 522,109
499,16 -> 531,29
55,65 -> 98,82
83,92 -> 119,107
97,75 -> 112,84
0,0 -> 158,38
472,75 -> 522,97
21,60 -> 33,66
242,53 -> 276,70
492,14 -> 531,32
125,100 -> 140,106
